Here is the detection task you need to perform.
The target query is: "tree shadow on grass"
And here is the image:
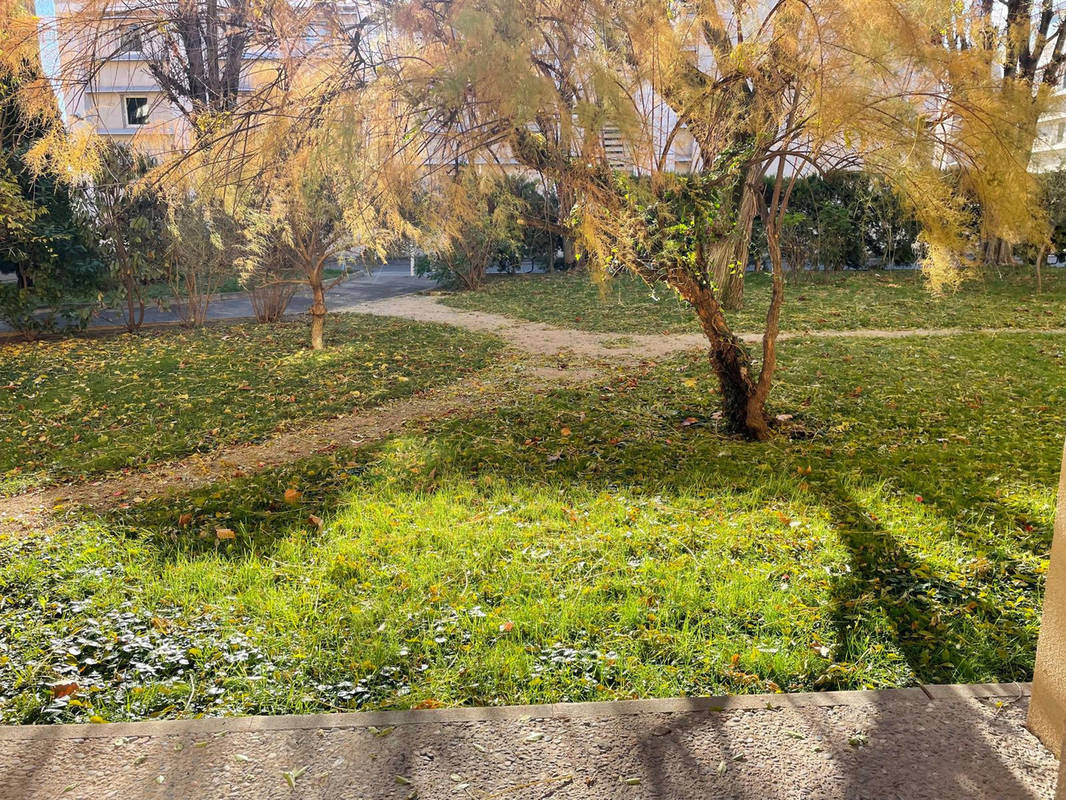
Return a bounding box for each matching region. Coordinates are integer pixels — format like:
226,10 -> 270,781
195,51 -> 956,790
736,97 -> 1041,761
809,478 -> 1039,688
48,352 -> 1051,738
100,373 -> 1049,688
104,442 -> 389,560
806,478 -> 1047,798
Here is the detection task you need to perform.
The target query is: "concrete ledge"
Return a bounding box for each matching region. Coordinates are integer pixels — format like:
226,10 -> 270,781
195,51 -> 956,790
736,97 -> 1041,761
0,683 -> 1026,742
922,682 -> 1030,701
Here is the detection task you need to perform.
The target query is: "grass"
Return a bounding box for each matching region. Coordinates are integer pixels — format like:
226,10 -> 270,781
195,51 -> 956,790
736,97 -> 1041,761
440,267 -> 1066,335
1,331 -> 1061,723
0,314 -> 500,495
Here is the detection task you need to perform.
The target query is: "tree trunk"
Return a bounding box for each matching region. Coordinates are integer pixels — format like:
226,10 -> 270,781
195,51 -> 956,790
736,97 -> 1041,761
1037,244 -> 1046,293
309,272 -> 326,350
708,235 -> 745,310
122,270 -> 144,333
982,235 -> 1014,266
562,236 -> 577,270
673,272 -> 772,440
710,173 -> 758,310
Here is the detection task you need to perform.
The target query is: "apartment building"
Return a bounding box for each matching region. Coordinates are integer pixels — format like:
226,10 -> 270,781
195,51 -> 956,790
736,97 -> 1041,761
40,1 -> 1065,179
1032,79 -> 1066,172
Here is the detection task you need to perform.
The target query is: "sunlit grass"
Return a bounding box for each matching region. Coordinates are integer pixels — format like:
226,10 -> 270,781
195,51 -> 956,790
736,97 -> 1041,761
441,267 -> 1066,335
1,332 -> 1060,722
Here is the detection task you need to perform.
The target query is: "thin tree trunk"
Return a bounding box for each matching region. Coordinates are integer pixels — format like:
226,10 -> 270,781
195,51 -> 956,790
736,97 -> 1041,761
712,180 -> 756,310
562,236 -> 576,270
125,274 -> 136,333
309,267 -> 326,350
749,219 -> 787,427
1037,244 -> 1046,293
672,266 -> 771,440
113,234 -> 142,334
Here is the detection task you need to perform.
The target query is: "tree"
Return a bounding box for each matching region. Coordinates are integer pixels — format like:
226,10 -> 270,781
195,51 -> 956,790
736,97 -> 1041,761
395,0 -> 1042,439
85,143 -> 168,332
0,36 -> 104,336
39,0 -> 352,133
947,1 -> 1066,263
260,150 -> 352,351
216,76 -> 413,349
9,0 -> 409,348
413,167 -> 527,289
238,215 -> 300,323
166,192 -> 241,326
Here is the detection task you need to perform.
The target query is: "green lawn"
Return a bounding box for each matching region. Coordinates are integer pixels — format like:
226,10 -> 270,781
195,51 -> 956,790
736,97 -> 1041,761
0,314 -> 500,495
440,268 -> 1066,335
2,331 -> 1060,723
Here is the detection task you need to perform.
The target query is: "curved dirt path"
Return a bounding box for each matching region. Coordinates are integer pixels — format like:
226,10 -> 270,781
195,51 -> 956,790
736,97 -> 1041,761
5,296 -> 1065,533
0,360 -> 606,534
351,294 -> 1066,358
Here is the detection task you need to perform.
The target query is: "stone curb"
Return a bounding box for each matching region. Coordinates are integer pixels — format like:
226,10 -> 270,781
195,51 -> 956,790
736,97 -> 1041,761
0,682 -> 1029,742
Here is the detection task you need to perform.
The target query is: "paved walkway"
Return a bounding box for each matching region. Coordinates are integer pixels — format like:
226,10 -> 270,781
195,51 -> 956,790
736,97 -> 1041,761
0,684 -> 1055,799
0,264 -> 435,335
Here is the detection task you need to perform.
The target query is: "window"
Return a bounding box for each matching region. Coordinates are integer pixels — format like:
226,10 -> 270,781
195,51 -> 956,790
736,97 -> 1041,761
118,25 -> 142,54
125,96 -> 149,126
1057,121 -> 1064,143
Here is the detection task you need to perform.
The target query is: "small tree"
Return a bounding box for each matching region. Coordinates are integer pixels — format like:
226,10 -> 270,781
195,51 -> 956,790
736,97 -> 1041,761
265,151 -> 352,350
84,144 -> 168,333
0,58 -> 104,336
166,193 -> 240,327
414,168 -> 526,289
239,216 -> 300,323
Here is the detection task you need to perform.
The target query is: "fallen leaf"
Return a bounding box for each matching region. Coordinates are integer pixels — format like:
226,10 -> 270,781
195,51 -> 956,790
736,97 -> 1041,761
284,488 -> 303,504
215,528 -> 236,541
51,682 -> 79,699
178,513 -> 193,528
308,514 -> 323,530
281,766 -> 307,789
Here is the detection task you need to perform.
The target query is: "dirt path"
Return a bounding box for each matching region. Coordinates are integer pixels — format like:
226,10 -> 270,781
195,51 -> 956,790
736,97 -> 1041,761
353,294 -> 1066,358
4,296 -> 1065,533
0,360 -> 603,534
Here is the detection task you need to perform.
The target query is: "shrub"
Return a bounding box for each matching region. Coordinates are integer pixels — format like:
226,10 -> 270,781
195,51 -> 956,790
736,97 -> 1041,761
413,168 -> 526,290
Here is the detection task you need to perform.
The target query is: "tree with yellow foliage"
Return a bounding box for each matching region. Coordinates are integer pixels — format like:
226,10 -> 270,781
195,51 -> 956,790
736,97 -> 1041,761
393,0 -> 1047,439
4,0 -> 412,349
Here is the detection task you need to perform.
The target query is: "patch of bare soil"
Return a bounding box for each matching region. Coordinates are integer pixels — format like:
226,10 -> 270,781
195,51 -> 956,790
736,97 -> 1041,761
351,295 -> 711,359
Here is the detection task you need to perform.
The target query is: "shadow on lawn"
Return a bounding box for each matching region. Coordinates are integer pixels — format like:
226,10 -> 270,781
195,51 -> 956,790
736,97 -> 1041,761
107,443 -> 389,558
815,481 -> 1037,686
107,409 -> 1048,691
